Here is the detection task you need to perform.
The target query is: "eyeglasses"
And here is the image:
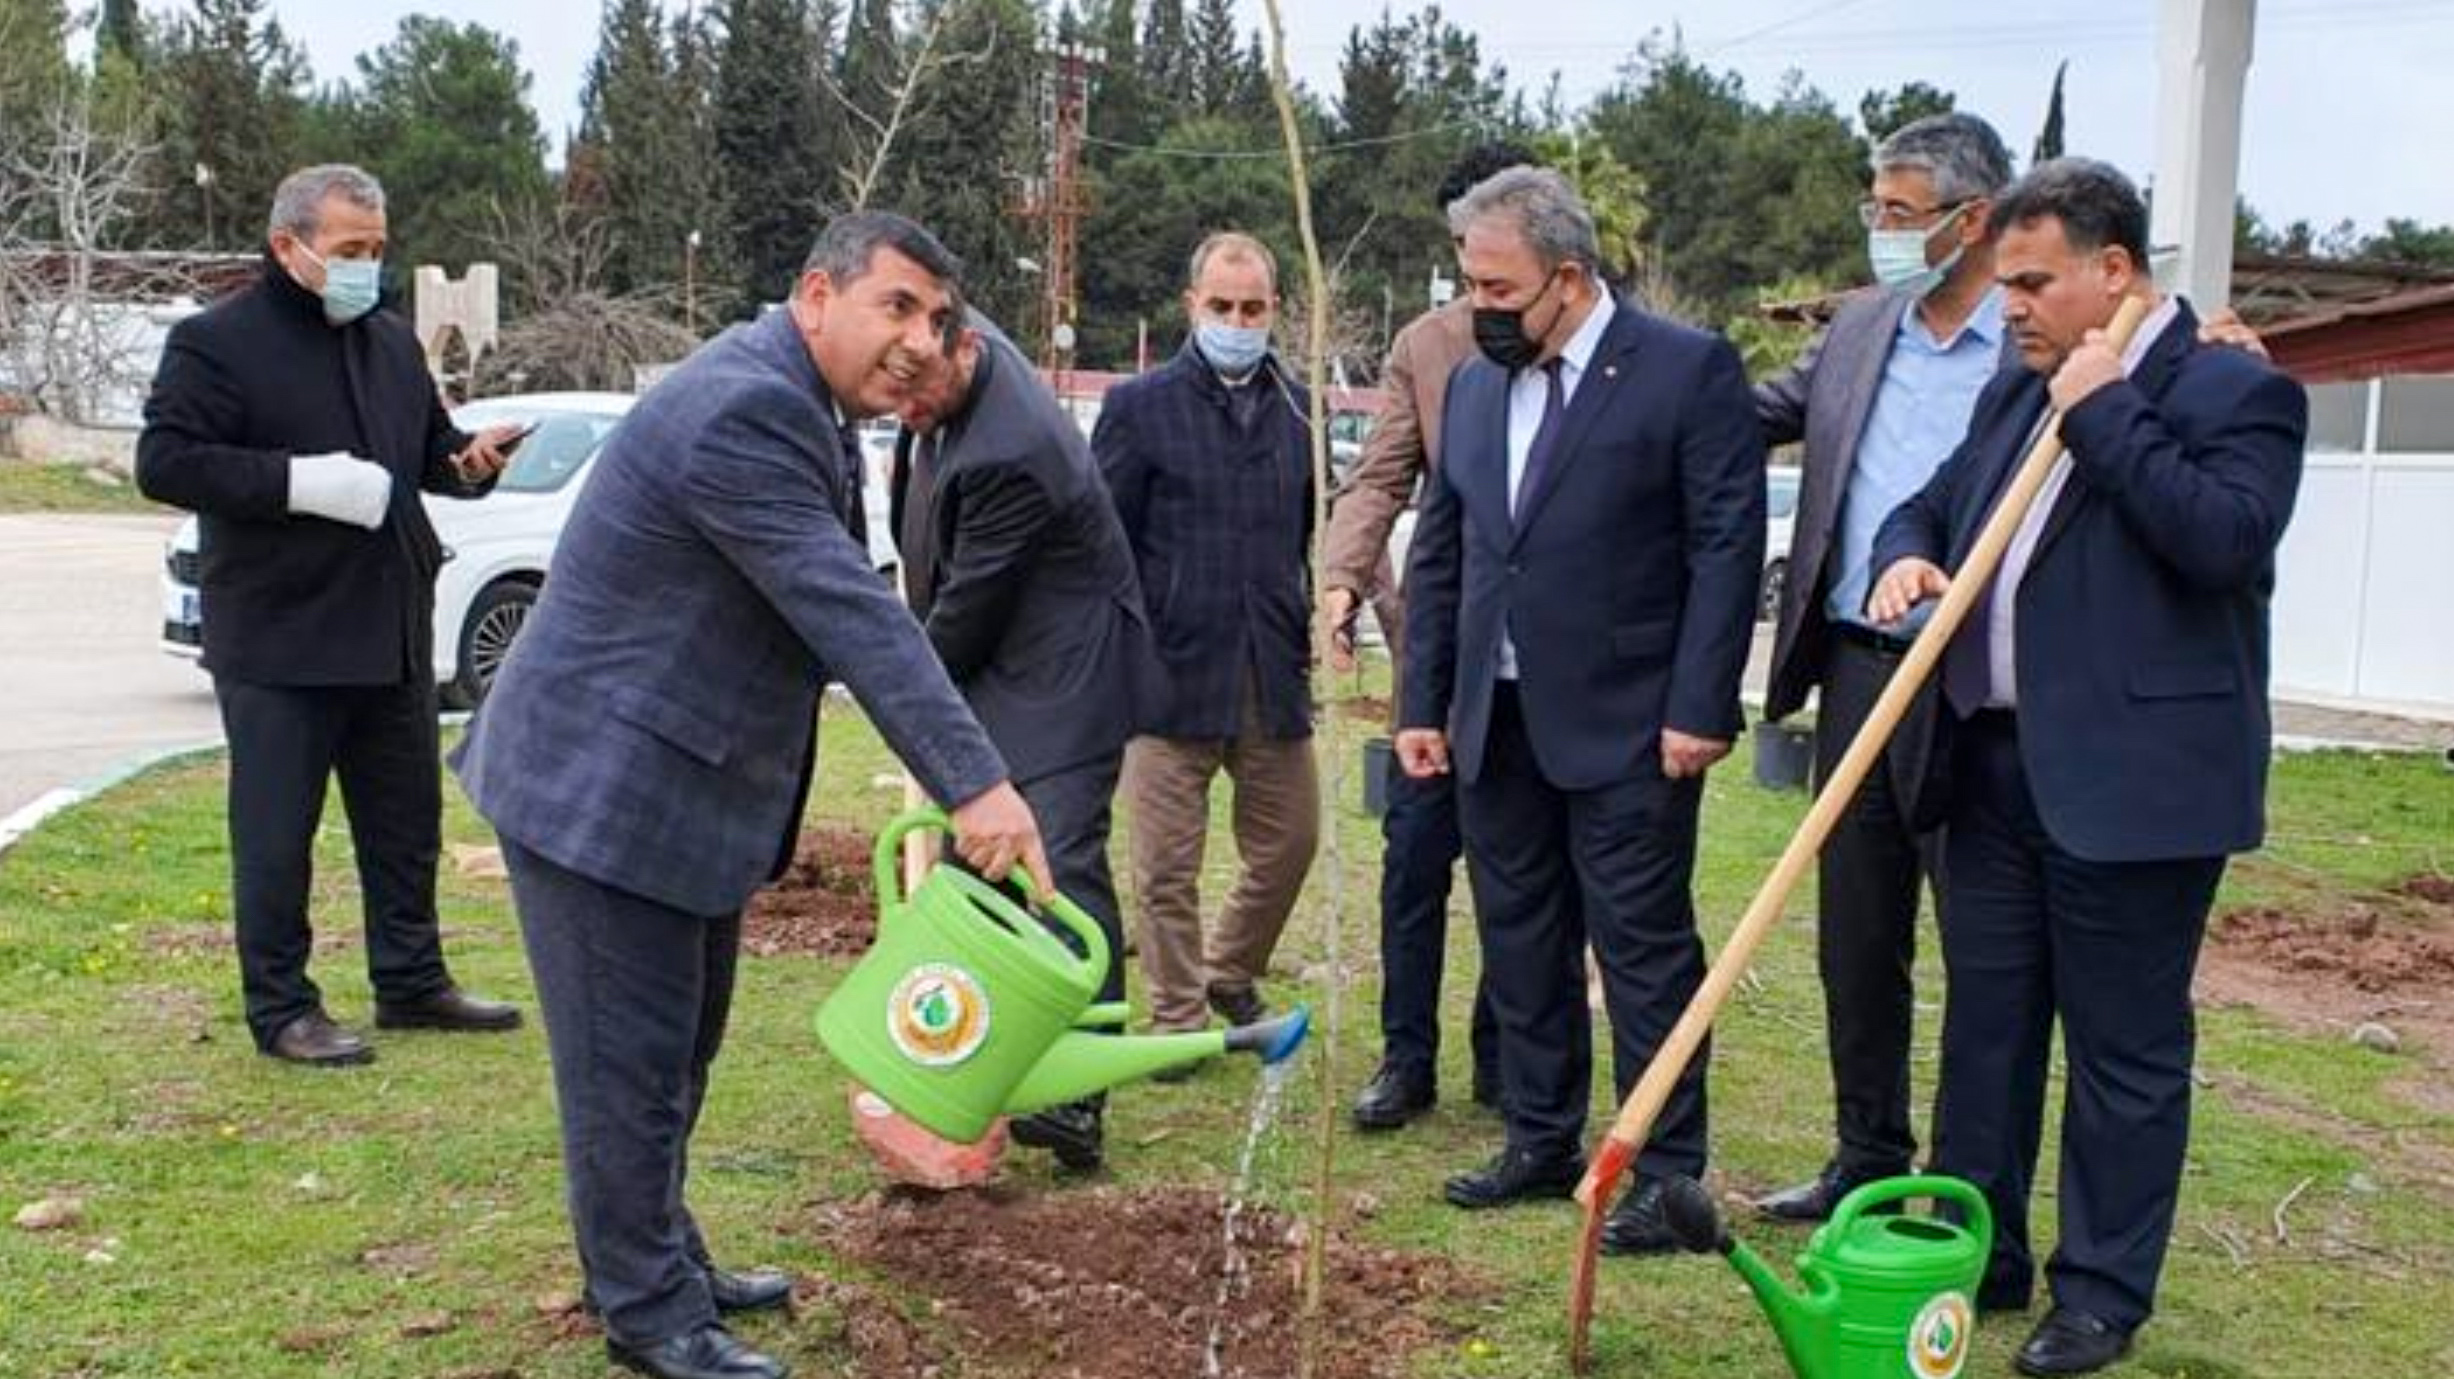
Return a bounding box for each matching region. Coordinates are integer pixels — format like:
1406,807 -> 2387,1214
1857,197 -> 1970,230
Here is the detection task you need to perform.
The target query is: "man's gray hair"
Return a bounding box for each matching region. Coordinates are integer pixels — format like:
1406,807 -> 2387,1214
268,164 -> 386,240
1445,166 -> 1602,273
1872,113 -> 2015,206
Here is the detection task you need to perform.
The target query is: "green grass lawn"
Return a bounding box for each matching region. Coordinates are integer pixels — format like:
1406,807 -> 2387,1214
1,697 -> 2449,1377
0,460 -> 160,514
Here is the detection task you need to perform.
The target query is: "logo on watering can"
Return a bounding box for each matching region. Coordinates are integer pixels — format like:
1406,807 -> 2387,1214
886,963 -> 991,1066
1906,1290 -> 1974,1379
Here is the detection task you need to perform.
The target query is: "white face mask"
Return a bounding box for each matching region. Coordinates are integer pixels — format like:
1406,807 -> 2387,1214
296,241 -> 383,325
1867,202 -> 1971,300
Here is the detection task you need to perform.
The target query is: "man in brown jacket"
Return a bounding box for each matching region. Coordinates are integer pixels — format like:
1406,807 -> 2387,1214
1320,144 -> 1534,1130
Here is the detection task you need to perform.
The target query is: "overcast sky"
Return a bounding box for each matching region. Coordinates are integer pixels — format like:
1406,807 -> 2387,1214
123,0 -> 2454,236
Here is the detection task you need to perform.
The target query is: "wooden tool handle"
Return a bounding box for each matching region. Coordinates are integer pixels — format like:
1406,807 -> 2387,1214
1574,292 -> 2152,1206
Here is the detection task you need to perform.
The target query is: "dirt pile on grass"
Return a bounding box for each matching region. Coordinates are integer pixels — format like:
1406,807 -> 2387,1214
805,1185 -> 1485,1379
2198,872 -> 2454,1104
743,826 -> 878,957
2206,894 -> 2454,995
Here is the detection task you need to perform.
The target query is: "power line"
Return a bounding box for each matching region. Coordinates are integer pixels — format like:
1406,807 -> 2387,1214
1082,116 -> 1492,162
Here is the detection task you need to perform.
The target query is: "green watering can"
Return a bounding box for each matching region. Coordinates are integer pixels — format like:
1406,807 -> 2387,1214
1663,1174 -> 1993,1379
816,807 -> 1310,1144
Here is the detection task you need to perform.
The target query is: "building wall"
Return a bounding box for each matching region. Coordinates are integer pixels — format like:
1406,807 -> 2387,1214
2271,376 -> 2454,712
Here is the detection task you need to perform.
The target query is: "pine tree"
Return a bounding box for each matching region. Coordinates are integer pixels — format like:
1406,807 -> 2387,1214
346,17 -> 550,273
1138,0 -> 1184,124
144,0 -> 312,250
714,0 -> 835,307
1088,0 -> 1150,151
576,0 -> 689,292
1186,0 -> 1238,111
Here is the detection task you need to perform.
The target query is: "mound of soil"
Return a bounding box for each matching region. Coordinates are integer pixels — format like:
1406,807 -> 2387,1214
743,826 -> 879,958
2206,903 -> 2454,994
806,1185 -> 1486,1379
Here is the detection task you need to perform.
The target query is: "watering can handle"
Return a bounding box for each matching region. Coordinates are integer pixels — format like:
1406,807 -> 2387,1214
1826,1174 -> 1993,1253
871,805 -> 1113,981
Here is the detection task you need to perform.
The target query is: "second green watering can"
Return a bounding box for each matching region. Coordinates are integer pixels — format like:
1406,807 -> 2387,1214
816,807 -> 1309,1144
1663,1173 -> 1992,1379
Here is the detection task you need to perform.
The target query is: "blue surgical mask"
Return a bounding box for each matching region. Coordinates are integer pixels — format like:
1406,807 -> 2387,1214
1867,203 -> 1970,300
1194,321 -> 1270,378
300,243 -> 383,325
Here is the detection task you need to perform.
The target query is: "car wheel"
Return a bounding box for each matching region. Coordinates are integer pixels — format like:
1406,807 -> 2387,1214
1758,558 -> 1786,624
448,579 -> 537,708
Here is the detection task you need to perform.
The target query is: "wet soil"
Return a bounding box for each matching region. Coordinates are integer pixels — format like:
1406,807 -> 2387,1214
744,825 -> 880,958
802,1185 -> 1487,1379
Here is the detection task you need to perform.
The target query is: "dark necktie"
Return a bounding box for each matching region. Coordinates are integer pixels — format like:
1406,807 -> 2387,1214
1941,571 -> 1995,718
1512,359 -> 1565,523
835,424 -> 870,550
898,433 -> 940,612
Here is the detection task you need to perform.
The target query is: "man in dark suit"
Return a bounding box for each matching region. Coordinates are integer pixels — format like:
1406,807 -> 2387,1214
1396,168 -> 1765,1252
454,212 -> 1049,1379
1749,112 -> 2016,1219
891,315 -> 1151,1169
1869,159 -> 2304,1376
1096,232 -> 1317,1039
136,163 -> 524,1067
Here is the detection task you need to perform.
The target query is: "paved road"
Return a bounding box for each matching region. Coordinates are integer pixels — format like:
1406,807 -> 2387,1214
0,512 -> 223,823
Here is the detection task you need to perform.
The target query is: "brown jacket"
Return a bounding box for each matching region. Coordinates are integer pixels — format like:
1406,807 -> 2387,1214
1320,299 -> 1477,653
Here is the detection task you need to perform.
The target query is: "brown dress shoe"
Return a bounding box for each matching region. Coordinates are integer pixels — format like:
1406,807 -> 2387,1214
375,986 -> 523,1032
267,1010 -> 374,1067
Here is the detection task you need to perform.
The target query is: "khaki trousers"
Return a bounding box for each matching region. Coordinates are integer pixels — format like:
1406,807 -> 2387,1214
1123,725 -> 1319,1031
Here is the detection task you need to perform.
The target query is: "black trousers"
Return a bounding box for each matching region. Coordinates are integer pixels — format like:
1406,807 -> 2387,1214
501,837 -> 739,1349
1374,752 -> 1499,1087
1456,685 -> 1709,1176
1931,712 -> 2221,1327
212,676 -> 453,1048
1019,751 -> 1128,1006
1811,634 -> 1947,1178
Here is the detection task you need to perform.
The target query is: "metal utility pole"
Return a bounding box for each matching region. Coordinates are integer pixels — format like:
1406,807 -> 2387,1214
1020,38 -> 1097,374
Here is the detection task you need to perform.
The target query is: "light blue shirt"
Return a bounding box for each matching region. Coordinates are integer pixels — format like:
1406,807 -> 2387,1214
1826,287 -> 2005,630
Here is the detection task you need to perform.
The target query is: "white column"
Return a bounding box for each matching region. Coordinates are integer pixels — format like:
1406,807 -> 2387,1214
2150,0 -> 2256,311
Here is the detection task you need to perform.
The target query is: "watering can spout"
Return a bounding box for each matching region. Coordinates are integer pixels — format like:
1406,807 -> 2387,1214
1661,1176 -> 1835,1376
1003,1005 -> 1312,1115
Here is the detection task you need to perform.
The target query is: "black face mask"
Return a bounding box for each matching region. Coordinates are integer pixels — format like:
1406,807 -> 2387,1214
1472,268 -> 1563,371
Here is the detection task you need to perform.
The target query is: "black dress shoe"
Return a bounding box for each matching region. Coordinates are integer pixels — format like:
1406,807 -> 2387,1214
1011,1099 -> 1105,1171
1754,1162 -> 1897,1223
1599,1177 -> 1678,1256
608,1324 -> 788,1379
1351,1063 -> 1437,1131
266,1010 -> 374,1067
1206,982 -> 1267,1028
2014,1307 -> 2133,1376
375,986 -> 523,1032
1443,1145 -> 1585,1209
707,1266 -> 793,1314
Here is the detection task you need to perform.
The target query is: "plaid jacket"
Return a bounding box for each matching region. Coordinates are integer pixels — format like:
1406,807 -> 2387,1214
1094,341 -> 1314,741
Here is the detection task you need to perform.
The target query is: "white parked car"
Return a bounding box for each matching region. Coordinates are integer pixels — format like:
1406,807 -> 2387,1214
160,392 -> 907,707
161,392 -> 633,708
1761,466 -> 1801,622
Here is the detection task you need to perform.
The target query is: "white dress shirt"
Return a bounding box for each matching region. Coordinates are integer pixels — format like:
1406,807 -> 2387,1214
1498,292 -> 1614,680
1984,294 -> 2181,708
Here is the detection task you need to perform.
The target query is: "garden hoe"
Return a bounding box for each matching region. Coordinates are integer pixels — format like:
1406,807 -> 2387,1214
1565,295 -> 2152,1373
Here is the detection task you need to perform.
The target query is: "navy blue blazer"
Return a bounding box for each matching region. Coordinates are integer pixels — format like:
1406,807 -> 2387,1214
1872,299 -> 2306,864
453,310 -> 1008,917
1400,301 -> 1767,788
1094,341 -> 1314,741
